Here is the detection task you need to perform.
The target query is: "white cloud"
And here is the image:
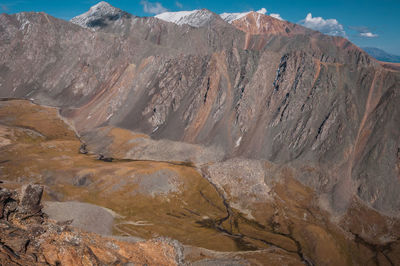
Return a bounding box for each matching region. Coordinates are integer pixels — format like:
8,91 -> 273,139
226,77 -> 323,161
175,1 -> 183,8
360,32 -> 378,38
140,0 -> 168,14
349,26 -> 379,38
257,8 -> 267,15
300,13 -> 346,37
270,13 -> 283,20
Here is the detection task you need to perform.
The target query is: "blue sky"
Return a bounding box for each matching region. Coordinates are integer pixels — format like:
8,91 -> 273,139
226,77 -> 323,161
1,0 -> 399,54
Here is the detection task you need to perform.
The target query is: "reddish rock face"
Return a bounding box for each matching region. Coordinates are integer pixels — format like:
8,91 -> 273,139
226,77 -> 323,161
231,11 -> 308,36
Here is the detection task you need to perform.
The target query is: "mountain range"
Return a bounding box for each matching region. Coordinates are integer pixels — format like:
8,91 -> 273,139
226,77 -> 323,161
362,47 -> 400,63
0,1 -> 399,265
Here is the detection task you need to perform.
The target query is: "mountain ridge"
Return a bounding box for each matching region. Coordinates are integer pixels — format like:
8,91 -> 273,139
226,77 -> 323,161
155,9 -> 219,28
362,47 -> 400,63
220,8 -> 267,23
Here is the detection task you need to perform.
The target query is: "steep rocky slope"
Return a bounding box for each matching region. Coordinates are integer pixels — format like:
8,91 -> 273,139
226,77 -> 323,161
1,99 -> 400,265
0,1 -> 400,264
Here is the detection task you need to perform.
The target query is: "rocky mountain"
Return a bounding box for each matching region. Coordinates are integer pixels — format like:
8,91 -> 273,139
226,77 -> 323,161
155,9 -> 218,27
362,47 -> 400,63
0,1 -> 400,265
70,1 -> 132,29
231,11 -> 309,36
155,8 -> 282,28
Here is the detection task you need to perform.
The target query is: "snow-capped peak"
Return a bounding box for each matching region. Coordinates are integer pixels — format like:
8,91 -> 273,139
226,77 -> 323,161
90,1 -> 112,10
70,1 -> 129,28
155,10 -> 199,24
220,8 -> 267,23
155,9 -> 216,28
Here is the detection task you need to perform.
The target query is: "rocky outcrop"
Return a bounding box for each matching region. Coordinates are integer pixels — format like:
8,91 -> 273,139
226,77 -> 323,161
0,184 -> 183,265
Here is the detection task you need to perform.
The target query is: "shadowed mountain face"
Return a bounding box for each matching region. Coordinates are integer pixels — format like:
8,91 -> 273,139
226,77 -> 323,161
363,47 -> 400,63
0,2 -> 400,264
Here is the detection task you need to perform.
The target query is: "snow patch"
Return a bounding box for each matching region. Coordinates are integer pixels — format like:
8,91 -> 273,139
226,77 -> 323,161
235,136 -> 242,147
155,9 -> 215,27
270,13 -> 283,21
16,13 -> 32,31
220,8 -> 267,23
152,126 -> 159,133
106,113 -> 113,121
156,10 -> 198,23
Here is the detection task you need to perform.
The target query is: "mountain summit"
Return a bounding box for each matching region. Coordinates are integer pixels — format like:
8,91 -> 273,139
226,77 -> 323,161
231,11 -> 308,36
70,1 -> 131,28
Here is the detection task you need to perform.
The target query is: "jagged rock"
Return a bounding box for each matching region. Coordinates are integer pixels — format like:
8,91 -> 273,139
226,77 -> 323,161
78,143 -> 88,154
0,188 -> 13,218
0,185 -> 184,265
98,154 -> 113,162
72,172 -> 92,187
19,184 -> 43,215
